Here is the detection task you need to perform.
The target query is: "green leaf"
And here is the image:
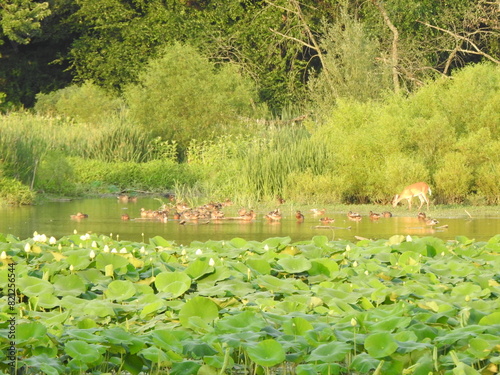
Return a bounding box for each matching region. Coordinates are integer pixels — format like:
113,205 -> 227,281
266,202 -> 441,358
246,339 -> 286,367
350,353 -> 379,372
364,332 -> 398,358
105,279 -> 136,301
53,274 -> 86,297
185,259 -> 214,280
306,341 -> 351,363
155,271 -> 191,297
179,296 -> 219,329
64,340 -> 104,363
278,257 -> 312,273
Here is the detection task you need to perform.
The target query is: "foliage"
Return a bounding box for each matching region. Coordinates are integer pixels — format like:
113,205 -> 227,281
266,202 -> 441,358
0,176 -> 35,204
34,81 -> 124,124
0,0 -> 50,46
1,232 -> 500,374
124,43 -> 259,151
307,7 -> 391,115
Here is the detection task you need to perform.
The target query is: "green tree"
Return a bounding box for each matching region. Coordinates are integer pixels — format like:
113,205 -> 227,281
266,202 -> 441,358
0,0 -> 50,50
124,43 -> 259,151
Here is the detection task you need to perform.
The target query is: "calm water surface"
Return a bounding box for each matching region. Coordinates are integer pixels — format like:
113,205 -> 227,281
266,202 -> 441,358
1,198 -> 499,245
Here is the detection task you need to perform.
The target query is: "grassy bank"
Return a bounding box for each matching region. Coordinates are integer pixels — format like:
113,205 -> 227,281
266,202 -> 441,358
1,63 -> 499,206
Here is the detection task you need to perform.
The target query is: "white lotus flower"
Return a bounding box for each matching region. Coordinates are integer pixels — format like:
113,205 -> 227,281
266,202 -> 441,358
119,248 -> 127,254
0,251 -> 6,259
24,243 -> 31,252
209,258 -> 215,266
91,241 -> 98,248
103,245 -> 110,253
49,236 -> 57,245
89,250 -> 96,259
195,249 -> 203,255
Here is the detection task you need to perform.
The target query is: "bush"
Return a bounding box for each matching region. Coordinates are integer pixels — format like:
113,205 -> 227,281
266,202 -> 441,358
34,152 -> 78,196
34,81 -> 124,124
69,157 -> 198,192
434,152 -> 473,204
0,177 -> 36,205
125,43 -> 260,150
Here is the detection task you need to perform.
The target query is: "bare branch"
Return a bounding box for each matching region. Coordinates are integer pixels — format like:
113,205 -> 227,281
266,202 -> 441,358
419,21 -> 500,64
371,0 -> 401,94
269,28 -> 316,50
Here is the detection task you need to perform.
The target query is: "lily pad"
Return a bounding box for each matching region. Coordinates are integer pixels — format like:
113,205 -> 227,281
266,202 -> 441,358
246,339 -> 286,367
155,271 -> 191,298
179,296 -> 219,329
364,332 -> 398,358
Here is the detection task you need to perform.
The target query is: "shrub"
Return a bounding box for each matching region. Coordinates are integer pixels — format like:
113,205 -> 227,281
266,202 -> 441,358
0,177 -> 36,205
434,152 -> 473,204
34,81 -> 124,124
34,152 -> 78,196
475,163 -> 500,205
124,43 -> 259,150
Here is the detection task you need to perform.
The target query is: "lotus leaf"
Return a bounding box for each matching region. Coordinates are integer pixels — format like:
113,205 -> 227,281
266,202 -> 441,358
307,341 -> 351,363
154,271 -> 191,297
65,328 -> 103,343
171,361 -> 202,375
32,292 -> 60,309
16,322 -> 47,345
138,346 -> 170,364
283,316 -> 314,336
150,236 -> 173,247
479,311 -> 500,325
216,310 -> 266,333
150,329 -> 183,352
179,296 -> 219,329
81,299 -> 116,317
364,332 -> 398,358
185,258 -> 214,280
182,339 -> 218,358
52,274 -> 86,297
64,340 -> 105,364
246,258 -> 272,274
21,354 -> 65,375
140,299 -> 166,318
17,276 -> 54,297
246,338 -> 286,367
277,256 -> 312,273
104,279 -> 136,301
350,352 -> 379,372
95,252 -> 130,271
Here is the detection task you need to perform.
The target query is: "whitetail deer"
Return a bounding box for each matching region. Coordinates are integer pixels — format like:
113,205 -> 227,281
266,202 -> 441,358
392,182 -> 432,211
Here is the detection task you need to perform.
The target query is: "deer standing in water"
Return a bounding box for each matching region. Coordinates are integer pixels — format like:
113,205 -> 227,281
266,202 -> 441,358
392,182 -> 432,211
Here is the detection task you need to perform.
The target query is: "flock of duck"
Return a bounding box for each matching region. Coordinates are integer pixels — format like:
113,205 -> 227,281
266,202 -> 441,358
69,194 -> 441,228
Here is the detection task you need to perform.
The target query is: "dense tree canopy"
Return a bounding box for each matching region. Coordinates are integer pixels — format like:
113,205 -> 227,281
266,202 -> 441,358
0,0 -> 499,112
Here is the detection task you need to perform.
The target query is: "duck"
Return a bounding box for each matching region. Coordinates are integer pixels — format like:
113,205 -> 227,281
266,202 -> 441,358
172,212 -> 181,220
140,208 -> 155,218
70,212 -> 88,219
311,208 -> 326,216
320,217 -> 335,224
347,211 -> 361,219
425,218 -> 439,226
276,195 -> 286,205
117,194 -> 129,203
381,211 -> 393,218
417,212 -> 427,221
369,211 -> 381,220
265,209 -> 282,221
211,210 -> 225,220
121,213 -> 130,221
295,211 -> 305,222
222,198 -> 234,207
241,210 -> 256,221
238,208 -> 248,217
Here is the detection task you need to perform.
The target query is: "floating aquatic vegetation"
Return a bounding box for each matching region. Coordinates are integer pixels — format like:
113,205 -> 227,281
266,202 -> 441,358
0,232 -> 499,374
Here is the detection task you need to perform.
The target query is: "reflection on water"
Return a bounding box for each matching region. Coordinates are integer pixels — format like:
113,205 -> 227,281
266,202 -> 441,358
0,198 -> 499,245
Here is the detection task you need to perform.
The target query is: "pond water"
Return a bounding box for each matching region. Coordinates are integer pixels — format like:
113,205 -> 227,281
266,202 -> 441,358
1,197 -> 499,245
